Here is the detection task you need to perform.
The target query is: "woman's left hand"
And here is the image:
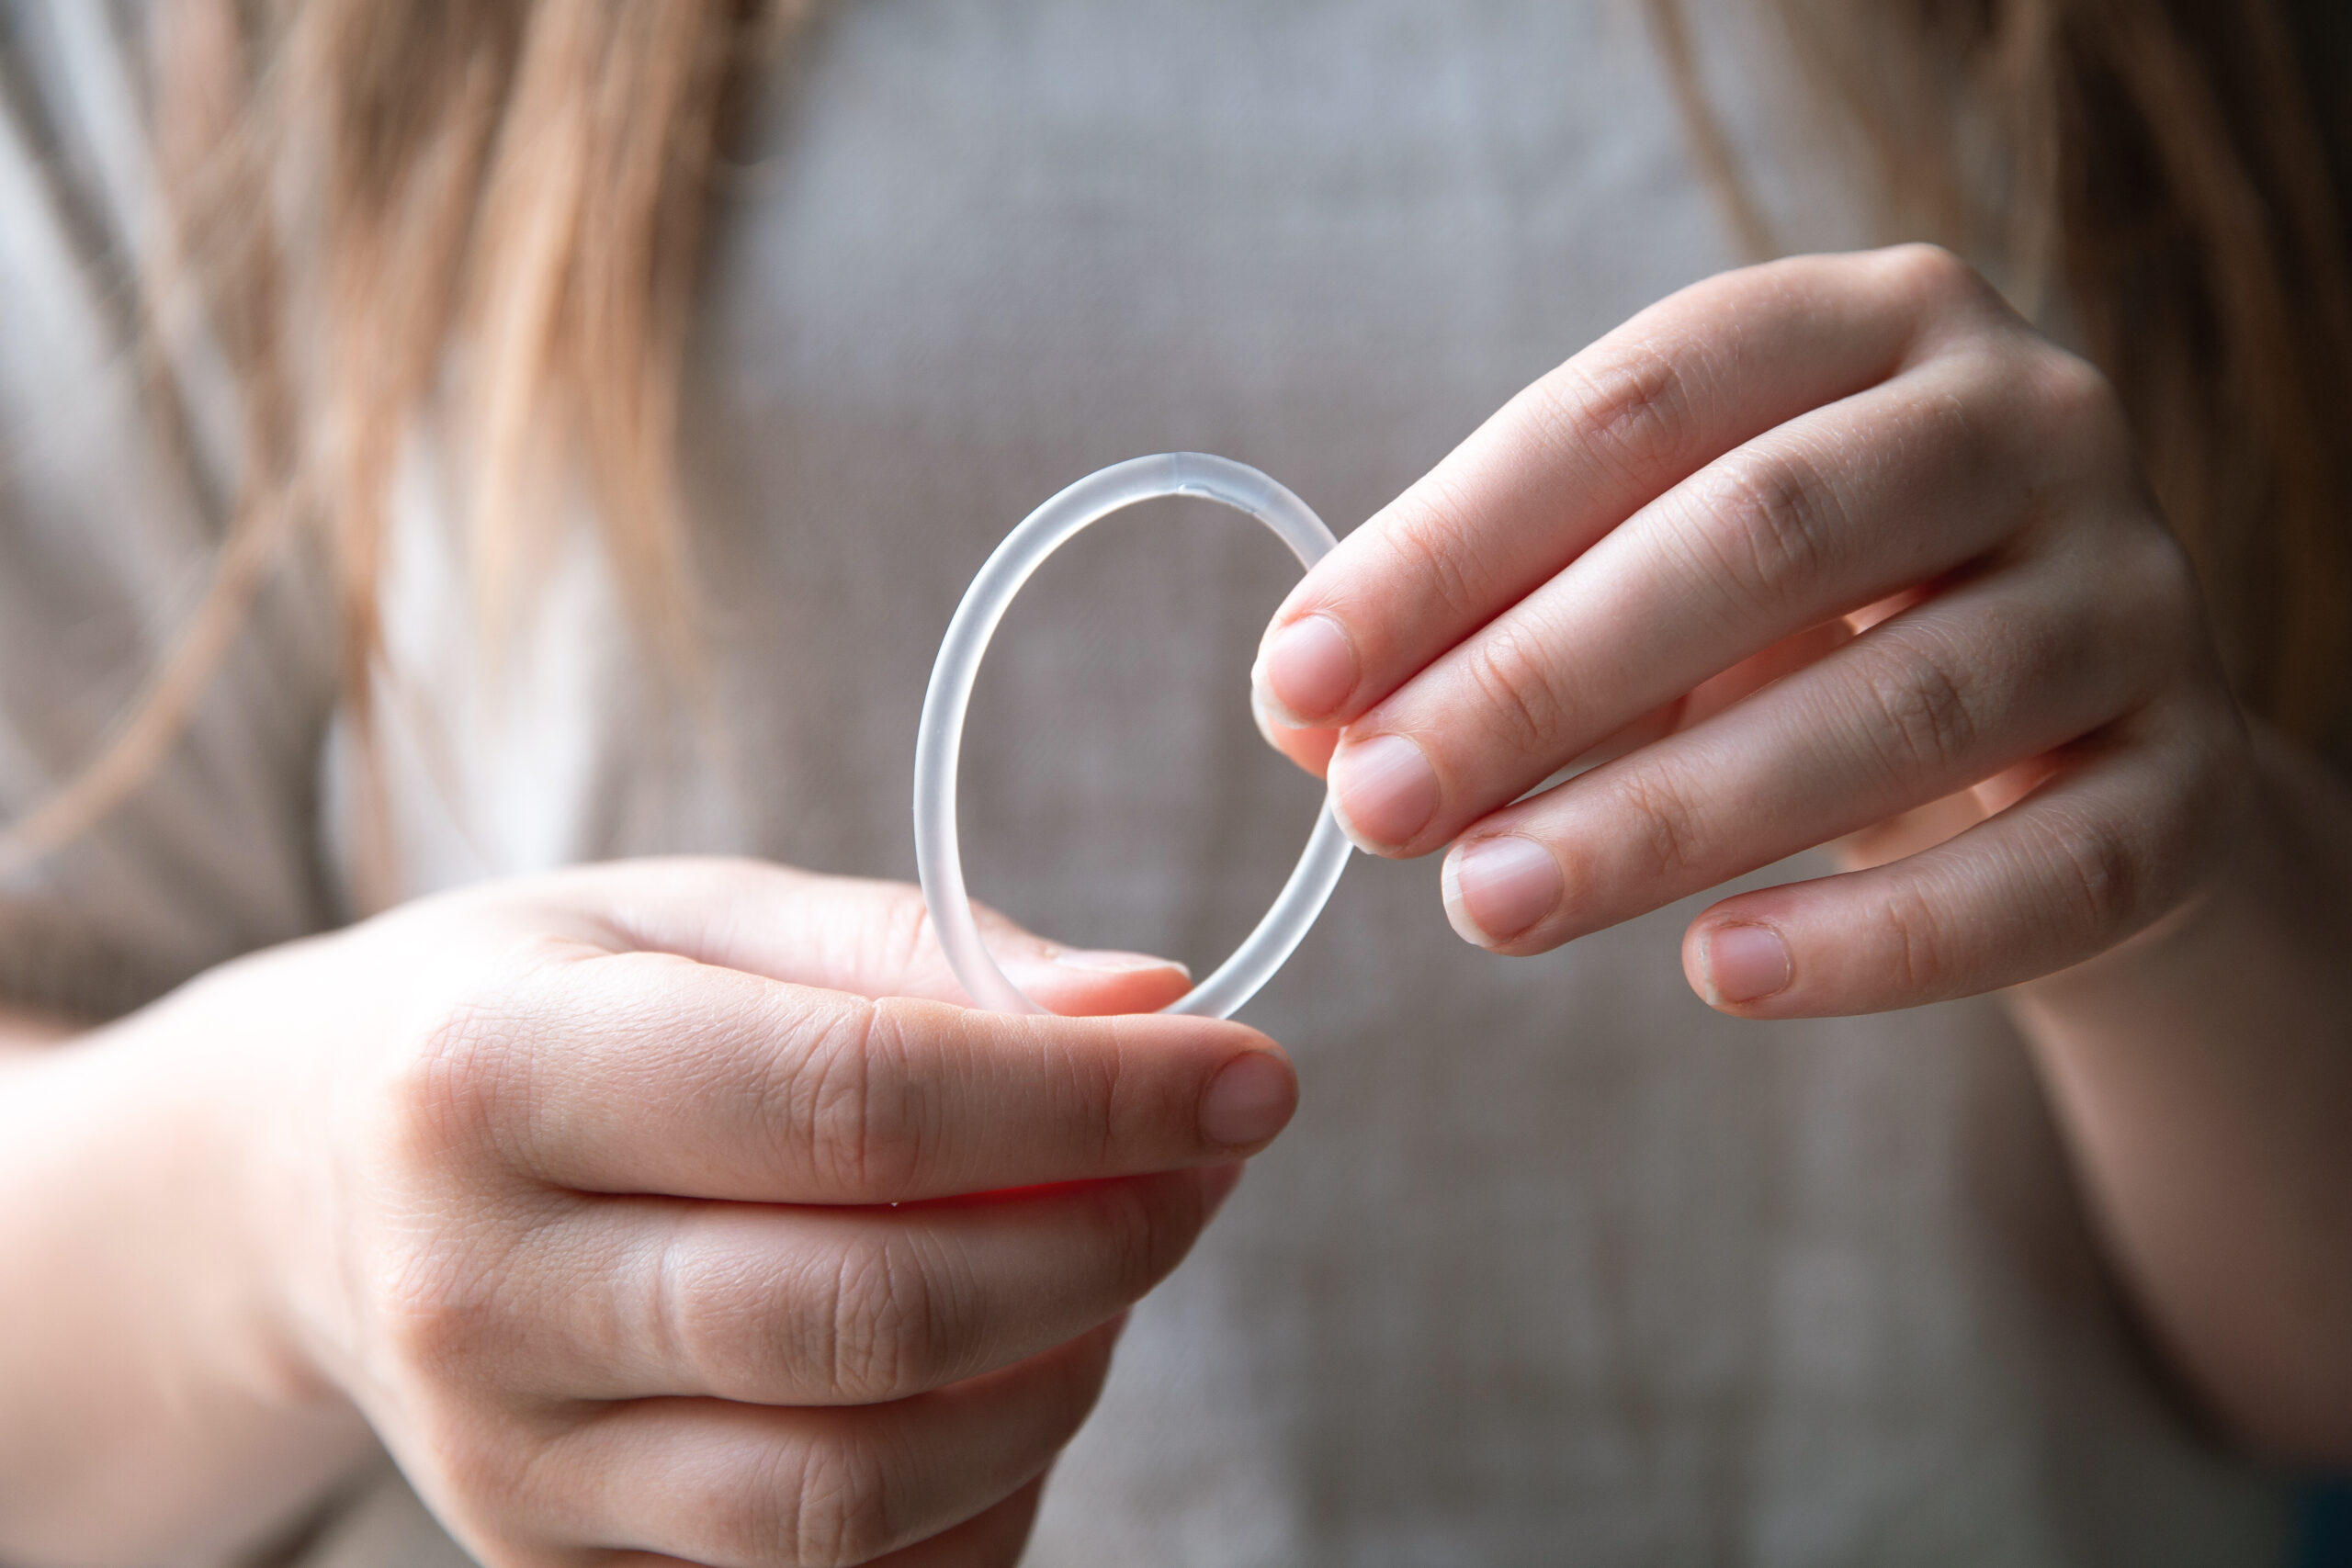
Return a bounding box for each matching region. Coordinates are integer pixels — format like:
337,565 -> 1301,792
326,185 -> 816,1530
1252,244 -> 2249,1015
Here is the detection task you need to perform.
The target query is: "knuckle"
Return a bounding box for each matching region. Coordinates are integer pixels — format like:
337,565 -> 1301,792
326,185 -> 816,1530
1914,352 -> 2005,465
2121,525 -> 2206,633
650,1231 -> 772,1402
2030,349 -> 2132,461
353,968 -> 558,1380
2028,804 -> 2143,943
1614,762 -> 1708,883
1379,478 -> 1493,628
1854,634 -> 1982,782
1096,1178 -> 1190,1301
375,1247 -> 485,1371
708,1431 -> 899,1568
1461,616 -> 1574,758
2096,532 -> 2210,698
1877,879 -> 1956,998
776,1434 -> 899,1568
1692,445 -> 1843,609
412,1410 -> 543,1525
1883,242 -> 1989,315
1041,1027 -> 1128,1172
380,987 -> 531,1167
2032,347 -> 2120,427
1536,336 -> 1693,489
371,1214 -> 529,1378
644,1227 -> 710,1381
820,1233 -> 950,1403
778,1002 -> 927,1198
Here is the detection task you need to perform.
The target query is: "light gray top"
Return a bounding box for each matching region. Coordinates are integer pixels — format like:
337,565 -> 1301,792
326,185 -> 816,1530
0,3 -> 2290,1563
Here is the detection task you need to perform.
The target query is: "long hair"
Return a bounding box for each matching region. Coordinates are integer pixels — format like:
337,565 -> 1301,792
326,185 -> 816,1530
0,0 -> 788,897
5,0 -> 2347,888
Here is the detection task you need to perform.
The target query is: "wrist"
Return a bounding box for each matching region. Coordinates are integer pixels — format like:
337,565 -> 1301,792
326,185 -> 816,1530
130,949 -> 370,1422
0,987 -> 369,1562
1995,723 -> 2352,1463
95,964 -> 373,1520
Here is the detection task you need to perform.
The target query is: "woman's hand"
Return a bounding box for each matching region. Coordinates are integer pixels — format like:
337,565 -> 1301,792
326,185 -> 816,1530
1252,244 -> 2247,1014
1250,246 -> 2352,1460
5,859 -> 1291,1566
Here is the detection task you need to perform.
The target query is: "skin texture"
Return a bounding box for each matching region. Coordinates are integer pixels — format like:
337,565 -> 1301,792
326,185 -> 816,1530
1254,244 -> 2352,1464
6,243 -> 2346,1565
0,860 -> 1294,1567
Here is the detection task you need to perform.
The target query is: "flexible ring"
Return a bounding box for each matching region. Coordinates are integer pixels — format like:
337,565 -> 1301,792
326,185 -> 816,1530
914,453 -> 1352,1018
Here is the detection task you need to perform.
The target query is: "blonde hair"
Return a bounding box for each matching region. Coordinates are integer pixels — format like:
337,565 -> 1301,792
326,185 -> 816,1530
0,0 -> 788,895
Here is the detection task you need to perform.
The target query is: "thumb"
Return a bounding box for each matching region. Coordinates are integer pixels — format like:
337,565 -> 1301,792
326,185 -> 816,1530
540,857 -> 1193,1014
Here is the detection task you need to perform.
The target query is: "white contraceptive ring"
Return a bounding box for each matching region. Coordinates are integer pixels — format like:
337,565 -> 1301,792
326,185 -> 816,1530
914,453 -> 1352,1019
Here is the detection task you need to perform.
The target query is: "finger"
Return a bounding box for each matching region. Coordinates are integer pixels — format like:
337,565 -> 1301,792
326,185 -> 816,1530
1678,706 -> 2239,1015
434,951 -> 1295,1202
1830,738 -> 2069,872
1252,245 -> 1995,730
868,1473 -> 1045,1568
595,1479 -> 1048,1568
1581,590 -> 1911,771
1324,341 -> 2096,854
526,858 -> 1194,1016
509,1166 -> 1240,1405
1510,617 -> 1860,786
545,1320 -> 1119,1566
1436,549 -> 2173,953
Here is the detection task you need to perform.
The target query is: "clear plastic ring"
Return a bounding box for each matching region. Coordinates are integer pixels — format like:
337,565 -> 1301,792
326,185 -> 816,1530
914,453 -> 1352,1018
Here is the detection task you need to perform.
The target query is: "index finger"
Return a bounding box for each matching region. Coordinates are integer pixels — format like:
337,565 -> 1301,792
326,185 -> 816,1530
1250,246 -> 1983,731
416,945 -> 1295,1204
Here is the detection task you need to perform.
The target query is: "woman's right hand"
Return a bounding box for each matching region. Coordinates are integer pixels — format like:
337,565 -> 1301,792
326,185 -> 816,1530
85,859 -> 1295,1566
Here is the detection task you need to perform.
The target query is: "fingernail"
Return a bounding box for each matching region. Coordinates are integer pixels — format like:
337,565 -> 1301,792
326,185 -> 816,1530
1257,615 -> 1357,724
1199,1053 -> 1296,1148
1702,923 -> 1792,1004
1053,948 -> 1191,977
1328,733 -> 1439,850
1442,836 -> 1563,945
